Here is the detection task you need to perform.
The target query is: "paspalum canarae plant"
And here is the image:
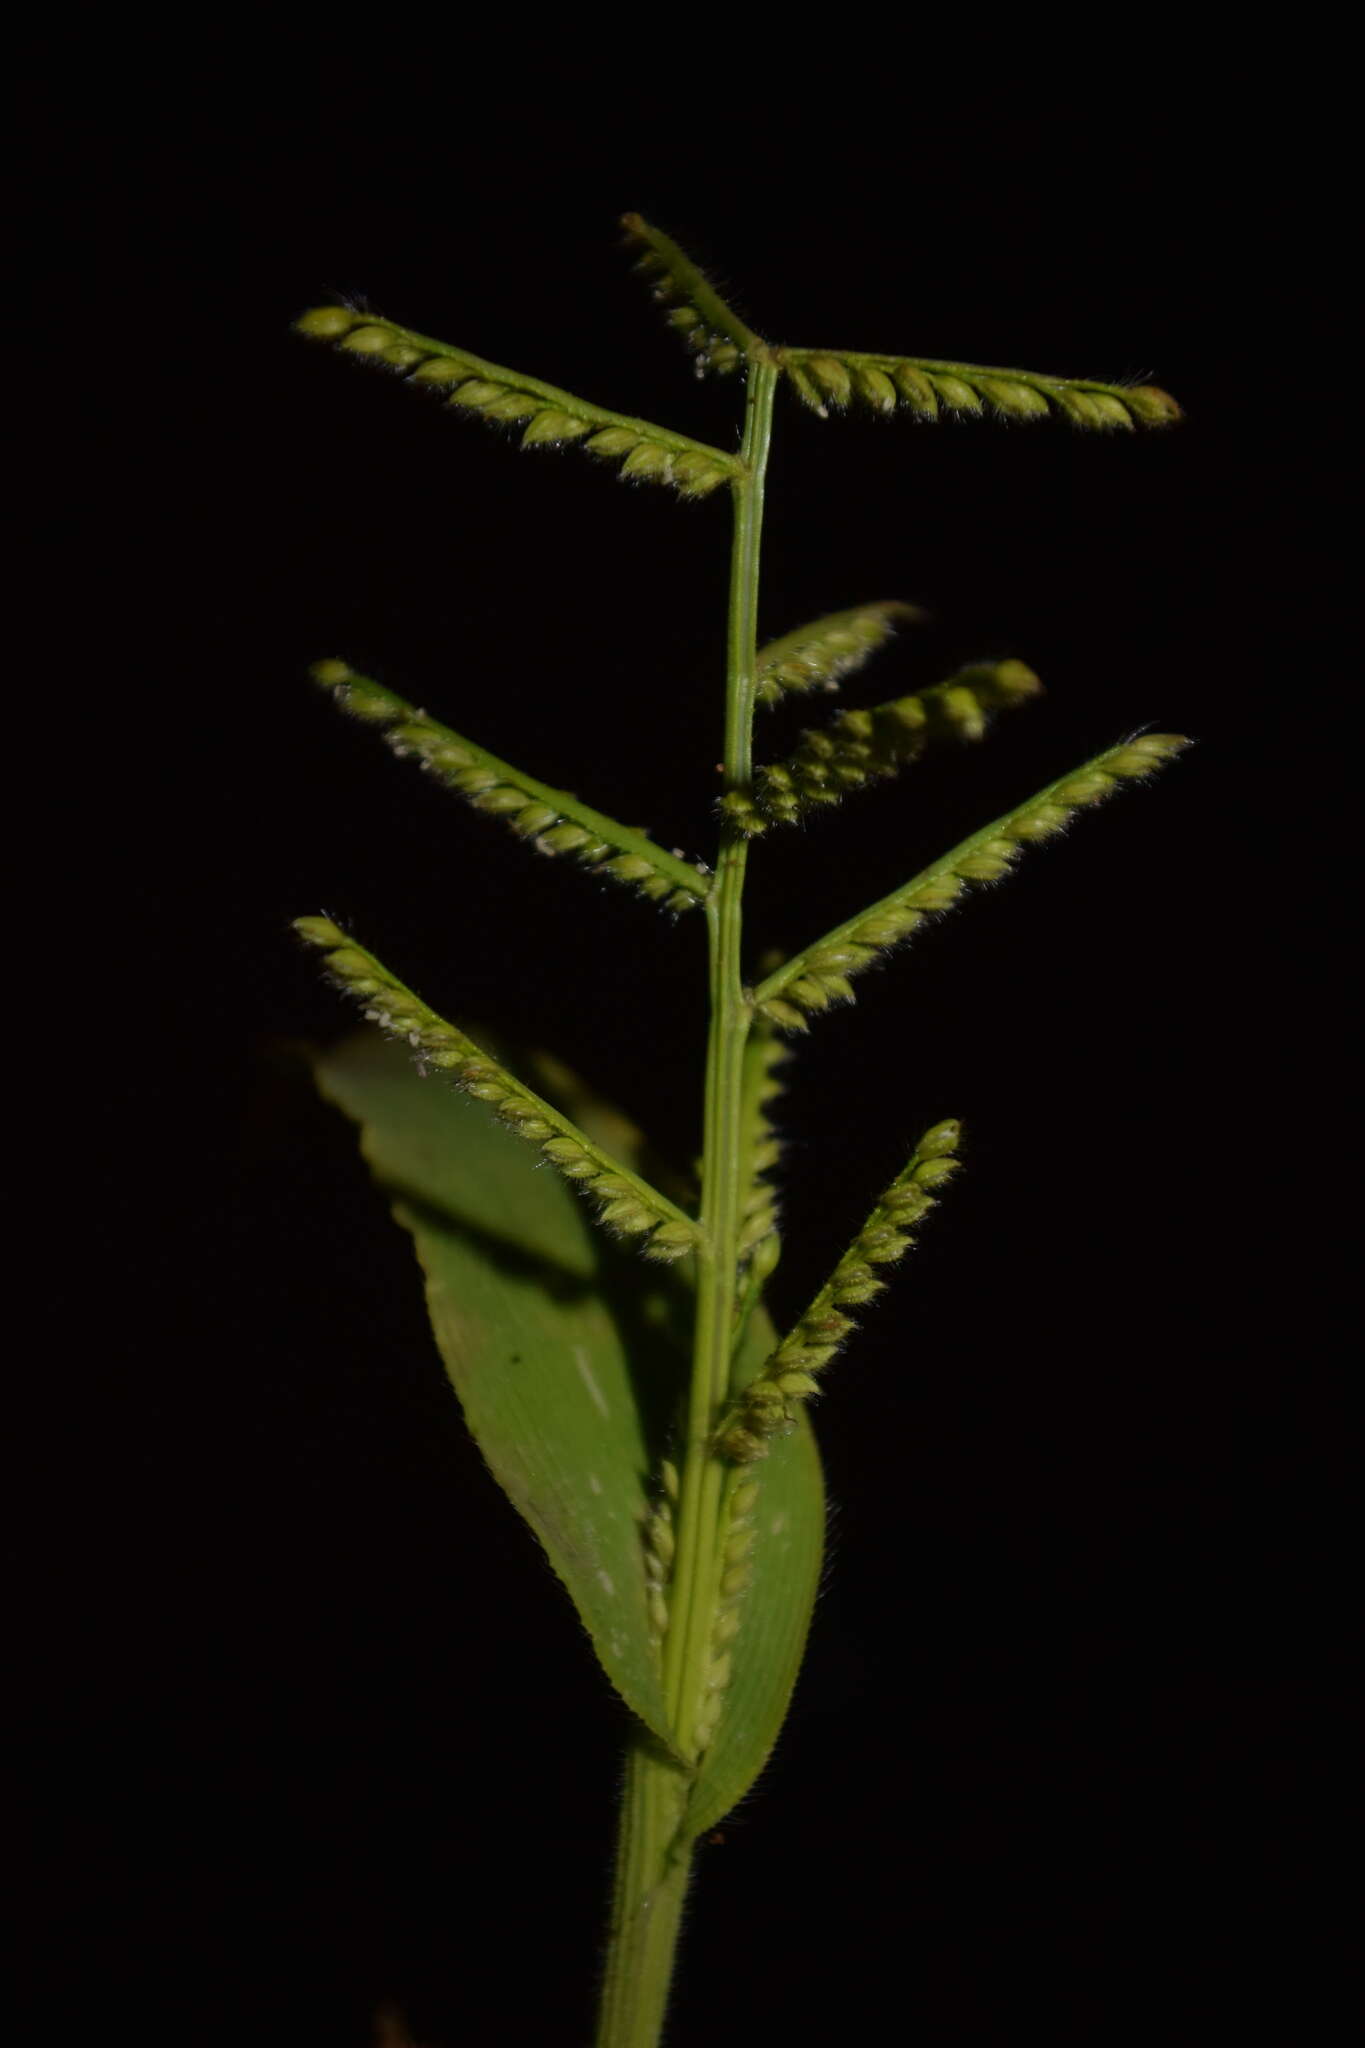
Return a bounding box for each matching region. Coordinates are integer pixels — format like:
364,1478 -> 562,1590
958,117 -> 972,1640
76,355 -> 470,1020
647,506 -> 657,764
290,213 -> 1186,2047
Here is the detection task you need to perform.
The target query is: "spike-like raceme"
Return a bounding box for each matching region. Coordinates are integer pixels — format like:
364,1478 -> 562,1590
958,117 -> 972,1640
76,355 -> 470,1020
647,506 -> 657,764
714,1120 -> 962,1462
779,343 -> 1181,431
642,1459 -> 680,1646
294,305 -> 742,498
309,660 -> 707,913
620,212 -> 762,379
293,918 -> 702,1263
723,659 -> 1042,835
691,1473 -> 763,1751
753,733 -> 1190,1030
736,1016 -> 789,1260
754,601 -> 924,711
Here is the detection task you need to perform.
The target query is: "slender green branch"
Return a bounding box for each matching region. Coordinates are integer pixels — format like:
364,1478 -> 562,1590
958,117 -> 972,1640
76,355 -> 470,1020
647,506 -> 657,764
310,660 -> 708,909
665,358 -> 778,1748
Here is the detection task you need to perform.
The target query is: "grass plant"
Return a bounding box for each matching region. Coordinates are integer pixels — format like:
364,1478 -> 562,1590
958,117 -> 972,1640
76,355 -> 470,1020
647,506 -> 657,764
291,213 -> 1186,2045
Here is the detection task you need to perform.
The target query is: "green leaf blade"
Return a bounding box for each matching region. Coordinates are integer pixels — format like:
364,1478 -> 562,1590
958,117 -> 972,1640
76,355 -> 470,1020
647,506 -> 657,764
313,1031 -> 684,1751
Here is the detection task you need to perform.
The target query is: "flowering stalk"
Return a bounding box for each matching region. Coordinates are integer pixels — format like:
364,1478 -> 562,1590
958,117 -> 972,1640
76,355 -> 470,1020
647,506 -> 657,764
290,214 -> 1187,2048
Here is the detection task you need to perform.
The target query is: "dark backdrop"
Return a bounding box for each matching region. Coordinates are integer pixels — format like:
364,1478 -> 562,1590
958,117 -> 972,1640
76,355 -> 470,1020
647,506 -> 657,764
32,59 -> 1341,2048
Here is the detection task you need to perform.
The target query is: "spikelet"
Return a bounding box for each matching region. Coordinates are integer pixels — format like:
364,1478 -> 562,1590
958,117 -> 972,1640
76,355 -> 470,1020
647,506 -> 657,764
309,661 -> 707,914
690,1473 -> 764,1751
620,213 -> 761,379
714,1121 -> 961,1461
293,918 -> 702,1264
730,659 -> 1043,836
779,343 -> 1181,432
294,306 -> 742,498
753,733 -> 1190,1029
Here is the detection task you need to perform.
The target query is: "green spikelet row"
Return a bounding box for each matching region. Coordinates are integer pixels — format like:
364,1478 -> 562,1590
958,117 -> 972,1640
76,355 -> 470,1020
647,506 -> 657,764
736,1017 -> 789,1259
294,306 -> 742,498
754,601 -> 924,710
642,1458 -> 680,1646
309,661 -> 707,913
293,918 -> 702,1263
715,1121 -> 962,1462
722,659 -> 1042,835
691,1473 -> 763,1750
754,733 -> 1190,1031
780,345 -> 1181,431
620,212 -> 762,378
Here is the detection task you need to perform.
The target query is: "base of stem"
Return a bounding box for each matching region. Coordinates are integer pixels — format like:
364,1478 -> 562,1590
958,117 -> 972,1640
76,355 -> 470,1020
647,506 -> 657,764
595,1738 -> 694,2048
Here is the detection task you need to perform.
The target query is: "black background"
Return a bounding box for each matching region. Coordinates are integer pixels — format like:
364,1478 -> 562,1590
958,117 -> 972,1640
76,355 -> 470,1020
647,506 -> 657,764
30,53 -> 1343,2048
